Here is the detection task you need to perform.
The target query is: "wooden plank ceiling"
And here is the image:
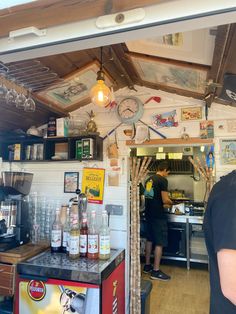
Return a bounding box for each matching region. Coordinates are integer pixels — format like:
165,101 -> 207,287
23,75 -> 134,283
0,1 -> 235,133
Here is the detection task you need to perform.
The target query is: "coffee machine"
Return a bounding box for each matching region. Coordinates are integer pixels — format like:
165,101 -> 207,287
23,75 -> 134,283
0,171 -> 33,252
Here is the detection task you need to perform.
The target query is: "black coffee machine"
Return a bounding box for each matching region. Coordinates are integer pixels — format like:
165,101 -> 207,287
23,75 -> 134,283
0,171 -> 33,252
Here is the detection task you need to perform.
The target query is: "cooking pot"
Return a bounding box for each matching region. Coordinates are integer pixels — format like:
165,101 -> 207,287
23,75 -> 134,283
1,171 -> 33,195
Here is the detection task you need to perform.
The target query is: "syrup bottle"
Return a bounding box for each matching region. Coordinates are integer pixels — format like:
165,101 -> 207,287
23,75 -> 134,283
79,212 -> 88,257
51,208 -> 62,253
99,210 -> 110,260
69,213 -> 80,259
87,210 -> 99,259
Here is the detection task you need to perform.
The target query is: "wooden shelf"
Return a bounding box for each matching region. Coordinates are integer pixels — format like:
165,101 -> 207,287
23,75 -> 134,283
0,134 -> 103,162
126,137 -> 214,146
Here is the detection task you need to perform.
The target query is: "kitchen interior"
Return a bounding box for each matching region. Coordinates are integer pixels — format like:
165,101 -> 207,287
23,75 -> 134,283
135,144 -> 211,264
0,1 -> 236,314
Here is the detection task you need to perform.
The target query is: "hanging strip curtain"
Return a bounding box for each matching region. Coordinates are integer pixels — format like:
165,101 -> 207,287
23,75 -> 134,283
129,156 -> 152,314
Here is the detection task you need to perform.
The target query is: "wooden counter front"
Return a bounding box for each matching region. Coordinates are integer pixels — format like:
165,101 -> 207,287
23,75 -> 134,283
0,243 -> 48,296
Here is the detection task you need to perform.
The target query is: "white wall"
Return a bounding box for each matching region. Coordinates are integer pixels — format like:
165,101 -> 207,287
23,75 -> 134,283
2,85 -> 236,312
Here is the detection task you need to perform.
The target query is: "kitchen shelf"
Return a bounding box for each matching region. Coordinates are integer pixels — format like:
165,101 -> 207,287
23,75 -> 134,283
0,134 -> 103,162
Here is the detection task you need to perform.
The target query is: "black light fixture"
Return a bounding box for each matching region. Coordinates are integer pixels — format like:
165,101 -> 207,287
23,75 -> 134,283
90,47 -> 111,107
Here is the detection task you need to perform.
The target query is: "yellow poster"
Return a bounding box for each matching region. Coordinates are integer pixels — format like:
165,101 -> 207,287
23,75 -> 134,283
82,168 -> 105,204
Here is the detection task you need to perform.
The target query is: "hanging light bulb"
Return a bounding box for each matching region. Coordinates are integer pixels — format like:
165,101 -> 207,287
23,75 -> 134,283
90,47 -> 111,107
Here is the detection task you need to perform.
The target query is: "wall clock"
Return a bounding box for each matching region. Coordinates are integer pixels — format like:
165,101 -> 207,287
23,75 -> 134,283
116,96 -> 144,124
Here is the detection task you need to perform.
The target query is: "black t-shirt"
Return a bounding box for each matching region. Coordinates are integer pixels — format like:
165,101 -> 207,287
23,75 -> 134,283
203,170 -> 236,314
144,174 -> 168,219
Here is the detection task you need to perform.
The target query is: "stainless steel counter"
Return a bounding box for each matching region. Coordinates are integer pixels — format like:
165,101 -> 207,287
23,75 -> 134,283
167,214 -> 204,224
164,213 -> 207,269
17,248 -> 125,284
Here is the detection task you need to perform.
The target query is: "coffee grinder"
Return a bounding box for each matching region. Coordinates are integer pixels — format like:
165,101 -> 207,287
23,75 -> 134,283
0,171 -> 33,252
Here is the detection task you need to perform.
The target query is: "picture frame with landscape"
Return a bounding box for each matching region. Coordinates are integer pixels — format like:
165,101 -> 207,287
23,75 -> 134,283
128,52 -> 209,96
36,60 -> 113,112
64,172 -> 79,193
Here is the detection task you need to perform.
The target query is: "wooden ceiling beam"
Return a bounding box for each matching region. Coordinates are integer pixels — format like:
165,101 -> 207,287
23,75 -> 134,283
109,47 -> 135,90
138,81 -> 204,100
208,24 -> 232,84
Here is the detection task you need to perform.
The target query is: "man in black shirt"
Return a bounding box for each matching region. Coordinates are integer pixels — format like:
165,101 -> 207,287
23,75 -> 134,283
203,170 -> 236,313
143,161 -> 173,281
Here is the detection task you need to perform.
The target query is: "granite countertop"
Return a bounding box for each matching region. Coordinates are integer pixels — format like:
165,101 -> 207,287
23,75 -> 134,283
17,248 -> 125,284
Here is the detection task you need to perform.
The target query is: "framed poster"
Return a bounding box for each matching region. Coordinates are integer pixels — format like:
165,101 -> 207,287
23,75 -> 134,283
220,139 -> 236,165
181,107 -> 202,121
82,168 -> 105,204
128,52 -> 209,95
200,120 -> 214,139
36,61 -> 113,112
64,172 -> 79,193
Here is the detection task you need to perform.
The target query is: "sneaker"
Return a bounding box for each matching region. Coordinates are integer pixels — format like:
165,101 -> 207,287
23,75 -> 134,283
143,264 -> 153,273
150,269 -> 171,281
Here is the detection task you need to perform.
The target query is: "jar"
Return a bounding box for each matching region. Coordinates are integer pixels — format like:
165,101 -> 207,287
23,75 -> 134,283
47,117 -> 56,137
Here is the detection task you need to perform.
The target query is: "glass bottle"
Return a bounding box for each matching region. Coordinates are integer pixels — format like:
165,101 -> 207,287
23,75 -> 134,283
87,210 -> 99,259
79,212 -> 88,257
62,207 -> 70,253
51,208 -> 62,253
47,117 -> 56,137
99,210 -> 110,260
69,212 -> 80,259
60,204 -> 68,226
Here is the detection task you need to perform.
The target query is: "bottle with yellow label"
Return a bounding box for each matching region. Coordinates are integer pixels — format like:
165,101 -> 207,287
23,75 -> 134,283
99,210 -> 110,260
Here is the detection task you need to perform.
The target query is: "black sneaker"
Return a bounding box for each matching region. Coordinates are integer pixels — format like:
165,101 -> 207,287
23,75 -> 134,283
143,264 -> 153,273
150,269 -> 171,281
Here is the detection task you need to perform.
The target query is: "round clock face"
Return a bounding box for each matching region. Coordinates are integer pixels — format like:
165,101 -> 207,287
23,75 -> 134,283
116,96 -> 144,124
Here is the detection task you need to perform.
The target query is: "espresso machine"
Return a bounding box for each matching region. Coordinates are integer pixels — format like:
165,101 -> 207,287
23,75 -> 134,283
0,171 -> 33,252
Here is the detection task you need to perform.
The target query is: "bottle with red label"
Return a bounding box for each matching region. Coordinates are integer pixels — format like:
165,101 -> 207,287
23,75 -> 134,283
79,212 -> 88,257
87,210 -> 98,259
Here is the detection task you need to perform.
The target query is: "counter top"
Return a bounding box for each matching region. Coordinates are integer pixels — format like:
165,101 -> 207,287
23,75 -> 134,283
17,248 -> 125,284
167,214 -> 204,224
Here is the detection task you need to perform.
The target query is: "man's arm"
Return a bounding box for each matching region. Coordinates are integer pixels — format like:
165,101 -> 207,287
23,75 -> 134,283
161,191 -> 173,206
217,249 -> 236,305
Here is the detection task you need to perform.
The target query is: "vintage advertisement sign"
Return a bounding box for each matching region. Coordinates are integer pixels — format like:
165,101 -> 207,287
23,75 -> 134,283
82,168 -> 105,204
18,279 -> 99,314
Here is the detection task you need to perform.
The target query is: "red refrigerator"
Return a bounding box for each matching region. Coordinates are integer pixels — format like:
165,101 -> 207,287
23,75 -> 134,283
15,249 -> 125,314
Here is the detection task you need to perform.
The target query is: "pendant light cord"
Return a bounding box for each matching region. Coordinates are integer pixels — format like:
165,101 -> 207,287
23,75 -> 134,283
100,46 -> 103,72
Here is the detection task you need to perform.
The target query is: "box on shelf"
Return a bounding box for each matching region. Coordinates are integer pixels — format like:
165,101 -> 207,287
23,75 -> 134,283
56,118 -> 69,137
75,138 -> 94,160
14,144 -> 21,160
55,142 -> 68,159
82,138 -> 94,159
75,140 -> 83,160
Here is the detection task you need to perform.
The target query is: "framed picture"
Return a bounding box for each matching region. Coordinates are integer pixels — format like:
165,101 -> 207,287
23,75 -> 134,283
181,107 -> 202,121
220,139 -> 236,165
81,168 -> 105,204
64,172 -> 79,193
36,60 -> 113,112
128,52 -> 209,96
200,120 -> 214,139
126,29 -> 215,65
